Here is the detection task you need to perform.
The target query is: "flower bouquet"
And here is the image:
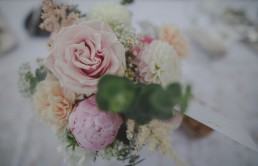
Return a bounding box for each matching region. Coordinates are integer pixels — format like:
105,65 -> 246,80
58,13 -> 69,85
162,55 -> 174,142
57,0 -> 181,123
19,0 -> 192,165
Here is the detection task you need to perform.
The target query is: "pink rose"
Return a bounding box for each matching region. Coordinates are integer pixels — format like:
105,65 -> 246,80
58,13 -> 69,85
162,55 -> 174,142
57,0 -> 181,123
46,20 -> 125,95
68,96 -> 122,151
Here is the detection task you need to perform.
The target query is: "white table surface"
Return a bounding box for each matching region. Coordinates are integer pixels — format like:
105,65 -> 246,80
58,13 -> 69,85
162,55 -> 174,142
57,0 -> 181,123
0,0 -> 258,166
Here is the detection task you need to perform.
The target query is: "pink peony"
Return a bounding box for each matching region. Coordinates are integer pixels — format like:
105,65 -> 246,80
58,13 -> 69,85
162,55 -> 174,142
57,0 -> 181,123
46,20 -> 125,95
68,96 -> 122,151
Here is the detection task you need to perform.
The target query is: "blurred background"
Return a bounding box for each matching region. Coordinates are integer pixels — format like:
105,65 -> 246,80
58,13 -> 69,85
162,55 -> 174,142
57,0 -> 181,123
0,0 -> 258,166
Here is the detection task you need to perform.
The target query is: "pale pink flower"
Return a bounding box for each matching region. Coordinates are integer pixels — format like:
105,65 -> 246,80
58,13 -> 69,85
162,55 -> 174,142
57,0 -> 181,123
68,96 -> 122,152
159,25 -> 190,59
45,20 -> 125,95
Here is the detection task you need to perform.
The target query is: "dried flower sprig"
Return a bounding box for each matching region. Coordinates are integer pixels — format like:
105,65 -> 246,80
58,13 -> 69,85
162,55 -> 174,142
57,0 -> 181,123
40,0 -> 79,32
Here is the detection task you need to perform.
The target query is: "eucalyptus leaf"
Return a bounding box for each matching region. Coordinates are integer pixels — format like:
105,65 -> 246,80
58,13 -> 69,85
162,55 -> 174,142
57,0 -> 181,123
35,67 -> 47,82
166,83 -> 182,104
96,75 -> 192,125
179,85 -> 192,114
149,88 -> 173,120
96,75 -> 136,113
121,0 -> 134,5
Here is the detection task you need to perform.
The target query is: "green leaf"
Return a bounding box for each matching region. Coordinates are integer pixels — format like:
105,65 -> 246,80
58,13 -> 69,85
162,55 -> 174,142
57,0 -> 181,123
179,85 -> 192,114
166,83 -> 182,104
25,72 -> 37,93
68,4 -> 86,17
66,129 -> 79,151
149,88 -> 173,120
129,155 -> 139,163
125,84 -> 158,125
133,158 -> 145,165
121,0 -> 134,5
96,75 -> 192,125
25,72 -> 34,81
96,75 -> 136,113
35,67 -> 47,82
29,78 -> 37,92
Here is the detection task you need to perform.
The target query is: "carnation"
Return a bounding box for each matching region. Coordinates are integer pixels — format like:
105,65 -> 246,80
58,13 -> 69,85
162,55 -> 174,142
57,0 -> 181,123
33,74 -> 76,134
88,2 -> 131,26
138,40 -> 181,86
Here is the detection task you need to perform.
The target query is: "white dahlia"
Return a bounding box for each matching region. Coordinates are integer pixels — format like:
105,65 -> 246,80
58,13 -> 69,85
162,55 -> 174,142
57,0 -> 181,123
138,40 -> 181,86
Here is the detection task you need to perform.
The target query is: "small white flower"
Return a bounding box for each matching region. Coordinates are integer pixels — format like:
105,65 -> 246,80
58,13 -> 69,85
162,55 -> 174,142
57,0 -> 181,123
138,40 -> 181,86
88,2 -> 131,25
58,142 -> 95,166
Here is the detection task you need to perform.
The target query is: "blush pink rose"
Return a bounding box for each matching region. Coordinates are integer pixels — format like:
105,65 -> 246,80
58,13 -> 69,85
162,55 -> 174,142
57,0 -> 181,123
46,20 -> 125,95
68,96 -> 122,152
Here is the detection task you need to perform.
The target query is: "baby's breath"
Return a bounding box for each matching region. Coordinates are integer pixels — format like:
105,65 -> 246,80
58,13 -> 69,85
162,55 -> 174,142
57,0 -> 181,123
110,20 -> 138,48
18,63 -> 32,97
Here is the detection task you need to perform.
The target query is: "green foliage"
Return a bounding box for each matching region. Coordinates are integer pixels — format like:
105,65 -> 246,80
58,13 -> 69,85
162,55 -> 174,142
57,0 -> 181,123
68,4 -> 86,17
94,140 -> 143,166
126,84 -> 160,124
25,66 -> 48,94
66,129 -> 79,151
96,75 -> 136,113
96,75 -> 192,125
35,66 -> 48,82
116,141 -> 144,166
125,155 -> 145,166
178,85 -> 192,114
121,0 -> 134,5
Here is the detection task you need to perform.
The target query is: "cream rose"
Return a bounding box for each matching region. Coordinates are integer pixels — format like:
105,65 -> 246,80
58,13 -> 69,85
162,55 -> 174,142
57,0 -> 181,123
159,25 -> 190,59
46,20 -> 125,95
33,74 -> 76,134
